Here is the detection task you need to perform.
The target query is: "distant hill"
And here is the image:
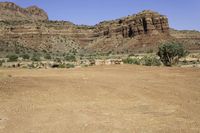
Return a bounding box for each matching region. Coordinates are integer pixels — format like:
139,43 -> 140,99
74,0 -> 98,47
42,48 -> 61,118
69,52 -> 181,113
170,29 -> 200,52
0,2 -> 48,21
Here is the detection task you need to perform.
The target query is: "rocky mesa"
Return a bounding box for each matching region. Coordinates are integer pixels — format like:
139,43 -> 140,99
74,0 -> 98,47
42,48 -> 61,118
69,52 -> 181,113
0,2 -> 199,56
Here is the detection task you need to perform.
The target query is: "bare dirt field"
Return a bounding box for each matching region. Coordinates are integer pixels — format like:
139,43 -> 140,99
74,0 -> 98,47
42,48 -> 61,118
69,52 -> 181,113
0,65 -> 200,133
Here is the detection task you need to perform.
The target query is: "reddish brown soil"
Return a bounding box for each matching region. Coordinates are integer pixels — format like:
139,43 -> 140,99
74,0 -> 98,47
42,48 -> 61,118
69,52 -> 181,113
0,65 -> 200,133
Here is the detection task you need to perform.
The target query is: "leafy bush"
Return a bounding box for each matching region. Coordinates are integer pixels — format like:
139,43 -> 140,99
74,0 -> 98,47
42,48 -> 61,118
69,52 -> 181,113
44,54 -> 52,60
123,58 -> 140,65
6,54 -> 18,62
66,63 -> 75,68
20,53 -> 30,60
157,42 -> 188,66
147,49 -> 154,53
65,54 -> 76,62
54,58 -> 62,63
58,64 -> 66,68
31,54 -> 41,61
141,56 -> 161,66
54,63 -> 75,68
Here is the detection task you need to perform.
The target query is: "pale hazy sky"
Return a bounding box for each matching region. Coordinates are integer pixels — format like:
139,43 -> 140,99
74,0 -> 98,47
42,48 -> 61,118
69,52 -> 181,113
1,0 -> 200,31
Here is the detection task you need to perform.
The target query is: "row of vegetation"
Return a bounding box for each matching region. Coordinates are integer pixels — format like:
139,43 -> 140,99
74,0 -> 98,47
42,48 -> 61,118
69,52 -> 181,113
123,42 -> 189,66
27,62 -> 75,69
123,55 -> 161,66
5,53 -> 77,62
0,42 -> 191,68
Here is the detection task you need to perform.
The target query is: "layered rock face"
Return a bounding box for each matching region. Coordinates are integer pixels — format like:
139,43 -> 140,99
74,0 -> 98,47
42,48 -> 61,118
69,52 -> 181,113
95,10 -> 169,38
86,10 -> 170,53
0,2 -> 172,55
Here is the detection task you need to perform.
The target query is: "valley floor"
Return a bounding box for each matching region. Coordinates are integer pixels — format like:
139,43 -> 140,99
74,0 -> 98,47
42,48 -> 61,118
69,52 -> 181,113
0,65 -> 200,133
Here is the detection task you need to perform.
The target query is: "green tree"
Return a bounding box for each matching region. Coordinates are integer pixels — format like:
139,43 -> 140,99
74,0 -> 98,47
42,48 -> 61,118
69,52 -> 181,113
157,42 -> 188,66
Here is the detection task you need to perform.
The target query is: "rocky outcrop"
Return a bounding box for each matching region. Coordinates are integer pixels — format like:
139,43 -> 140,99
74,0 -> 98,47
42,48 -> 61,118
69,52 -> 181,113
85,10 -> 170,53
0,2 -> 174,55
0,2 -> 198,55
95,10 -> 169,38
0,2 -> 48,21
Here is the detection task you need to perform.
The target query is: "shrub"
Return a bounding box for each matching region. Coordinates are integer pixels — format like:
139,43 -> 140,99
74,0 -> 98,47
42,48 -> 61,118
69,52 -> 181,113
58,64 -> 66,68
123,57 -> 140,65
20,53 -> 30,60
31,54 -> 41,61
65,54 -> 76,62
157,42 -> 188,66
6,54 -> 18,62
44,54 -> 52,60
141,56 -> 161,66
54,57 -> 62,63
66,63 -> 75,68
147,49 -> 154,53
54,63 -> 75,68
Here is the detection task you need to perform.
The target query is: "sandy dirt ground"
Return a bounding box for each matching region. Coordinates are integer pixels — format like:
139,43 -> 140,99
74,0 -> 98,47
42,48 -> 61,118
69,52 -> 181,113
0,65 -> 200,133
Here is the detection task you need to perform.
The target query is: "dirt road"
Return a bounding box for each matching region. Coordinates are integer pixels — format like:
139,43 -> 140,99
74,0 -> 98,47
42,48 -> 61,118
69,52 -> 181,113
0,65 -> 200,133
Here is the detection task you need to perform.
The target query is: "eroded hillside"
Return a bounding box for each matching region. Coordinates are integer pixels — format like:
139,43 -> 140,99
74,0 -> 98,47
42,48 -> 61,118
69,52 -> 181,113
0,2 -> 199,57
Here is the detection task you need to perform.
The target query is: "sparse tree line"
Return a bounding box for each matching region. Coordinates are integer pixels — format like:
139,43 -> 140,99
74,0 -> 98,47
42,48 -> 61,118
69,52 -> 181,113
0,42 -> 199,68
0,52 -> 78,68
3,53 -> 77,62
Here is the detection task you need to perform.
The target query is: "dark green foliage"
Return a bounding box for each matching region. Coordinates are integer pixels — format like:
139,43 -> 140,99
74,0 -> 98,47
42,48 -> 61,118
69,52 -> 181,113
106,51 -> 113,56
20,53 -> 30,60
66,63 -> 75,68
141,56 -> 161,66
123,58 -> 140,65
58,64 -> 66,68
56,63 -> 75,68
147,49 -> 154,53
64,54 -> 76,62
0,60 -> 5,66
54,58 -> 62,63
42,50 -> 47,53
157,42 -> 188,66
15,49 -> 20,54
6,54 -> 18,62
123,56 -> 161,66
31,54 -> 41,61
44,54 -> 52,60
